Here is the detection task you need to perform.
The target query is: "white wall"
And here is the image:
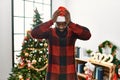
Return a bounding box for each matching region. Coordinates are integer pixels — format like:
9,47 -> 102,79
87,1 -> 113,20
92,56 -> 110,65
52,0 -> 66,13
52,0 -> 120,51
0,0 -> 12,80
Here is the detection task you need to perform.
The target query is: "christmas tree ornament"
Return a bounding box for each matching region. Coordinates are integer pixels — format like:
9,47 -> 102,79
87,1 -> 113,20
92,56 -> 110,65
25,53 -> 29,57
26,78 -> 30,80
40,51 -> 43,54
40,43 -> 43,47
24,36 -> 29,41
34,39 -> 37,42
44,43 -> 48,47
42,38 -> 46,42
44,48 -> 47,52
39,58 -> 42,62
29,38 -> 32,41
21,57 -> 25,60
27,62 -> 32,68
43,55 -> 47,59
19,62 -> 25,68
24,40 -> 27,43
32,59 -> 37,64
19,75 -> 23,79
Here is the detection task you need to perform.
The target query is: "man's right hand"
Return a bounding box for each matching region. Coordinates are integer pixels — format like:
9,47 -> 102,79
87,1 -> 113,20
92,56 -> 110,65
52,10 -> 59,23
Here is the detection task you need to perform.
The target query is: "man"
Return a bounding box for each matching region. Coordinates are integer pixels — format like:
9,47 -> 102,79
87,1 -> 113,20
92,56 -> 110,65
31,6 -> 91,80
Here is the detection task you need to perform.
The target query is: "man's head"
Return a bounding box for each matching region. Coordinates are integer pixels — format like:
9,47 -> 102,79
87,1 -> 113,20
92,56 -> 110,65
56,6 -> 67,32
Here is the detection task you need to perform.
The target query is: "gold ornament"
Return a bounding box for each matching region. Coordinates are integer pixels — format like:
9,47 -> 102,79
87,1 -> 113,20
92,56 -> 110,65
25,53 -> 29,57
44,43 -> 48,47
19,75 -> 23,79
32,59 -> 37,64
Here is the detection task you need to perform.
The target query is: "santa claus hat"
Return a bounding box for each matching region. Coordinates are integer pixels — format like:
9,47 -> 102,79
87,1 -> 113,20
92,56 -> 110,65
56,6 -> 66,22
56,16 -> 65,22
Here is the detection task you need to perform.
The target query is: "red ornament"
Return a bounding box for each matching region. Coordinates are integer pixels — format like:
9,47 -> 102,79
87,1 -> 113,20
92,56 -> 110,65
21,57 -> 25,60
26,78 -> 30,80
112,73 -> 118,80
58,6 -> 66,16
27,62 -> 32,68
24,36 -> 29,41
19,62 -> 25,68
86,75 -> 89,80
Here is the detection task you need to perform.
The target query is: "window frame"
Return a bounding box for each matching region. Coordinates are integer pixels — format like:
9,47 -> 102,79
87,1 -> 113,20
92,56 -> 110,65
12,0 -> 52,67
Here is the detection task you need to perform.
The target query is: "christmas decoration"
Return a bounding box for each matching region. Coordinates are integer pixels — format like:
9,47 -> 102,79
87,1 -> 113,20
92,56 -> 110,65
56,6 -> 66,22
98,40 -> 117,56
83,62 -> 95,80
112,73 -> 118,80
56,16 -> 66,22
98,40 -> 120,77
89,52 -> 113,63
8,8 -> 48,80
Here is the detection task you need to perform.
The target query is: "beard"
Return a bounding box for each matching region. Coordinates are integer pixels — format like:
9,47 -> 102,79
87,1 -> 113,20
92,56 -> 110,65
58,26 -> 65,30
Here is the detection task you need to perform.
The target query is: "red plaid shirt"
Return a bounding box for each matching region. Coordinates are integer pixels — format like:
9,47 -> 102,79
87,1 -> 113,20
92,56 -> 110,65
31,20 -> 91,80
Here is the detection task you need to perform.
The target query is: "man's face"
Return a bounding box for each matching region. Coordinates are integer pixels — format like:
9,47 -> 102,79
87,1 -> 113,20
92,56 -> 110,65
56,22 -> 67,32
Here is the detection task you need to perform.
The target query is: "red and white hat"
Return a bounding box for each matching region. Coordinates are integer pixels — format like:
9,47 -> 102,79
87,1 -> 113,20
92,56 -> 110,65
56,6 -> 66,22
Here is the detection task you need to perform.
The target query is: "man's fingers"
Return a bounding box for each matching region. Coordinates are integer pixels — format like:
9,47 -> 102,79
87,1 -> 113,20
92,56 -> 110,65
53,10 -> 59,16
52,10 -> 59,22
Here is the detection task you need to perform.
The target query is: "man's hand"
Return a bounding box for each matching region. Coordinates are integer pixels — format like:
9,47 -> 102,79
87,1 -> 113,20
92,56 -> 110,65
65,10 -> 71,25
52,10 -> 59,23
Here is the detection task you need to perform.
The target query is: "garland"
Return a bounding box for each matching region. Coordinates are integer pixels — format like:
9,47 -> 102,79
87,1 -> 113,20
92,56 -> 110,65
31,60 -> 48,72
98,40 -> 120,76
98,40 -> 117,56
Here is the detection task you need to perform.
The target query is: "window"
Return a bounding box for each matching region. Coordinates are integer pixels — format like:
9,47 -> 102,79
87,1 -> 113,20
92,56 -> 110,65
12,0 -> 52,66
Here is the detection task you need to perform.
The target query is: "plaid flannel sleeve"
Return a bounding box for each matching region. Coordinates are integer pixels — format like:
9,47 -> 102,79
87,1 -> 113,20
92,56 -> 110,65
69,22 -> 91,40
31,20 -> 53,39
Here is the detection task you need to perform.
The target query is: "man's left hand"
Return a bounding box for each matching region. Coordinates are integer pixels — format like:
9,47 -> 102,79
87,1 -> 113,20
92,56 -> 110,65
65,10 -> 71,25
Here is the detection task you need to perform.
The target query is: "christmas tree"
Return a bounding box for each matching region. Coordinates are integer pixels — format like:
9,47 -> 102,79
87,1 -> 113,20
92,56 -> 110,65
8,8 -> 48,80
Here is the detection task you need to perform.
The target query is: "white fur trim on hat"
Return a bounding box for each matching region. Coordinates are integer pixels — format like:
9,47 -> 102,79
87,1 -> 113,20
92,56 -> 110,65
56,16 -> 65,22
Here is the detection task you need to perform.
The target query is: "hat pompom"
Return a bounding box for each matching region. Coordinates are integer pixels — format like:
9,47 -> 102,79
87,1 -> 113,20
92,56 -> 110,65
58,6 -> 66,16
